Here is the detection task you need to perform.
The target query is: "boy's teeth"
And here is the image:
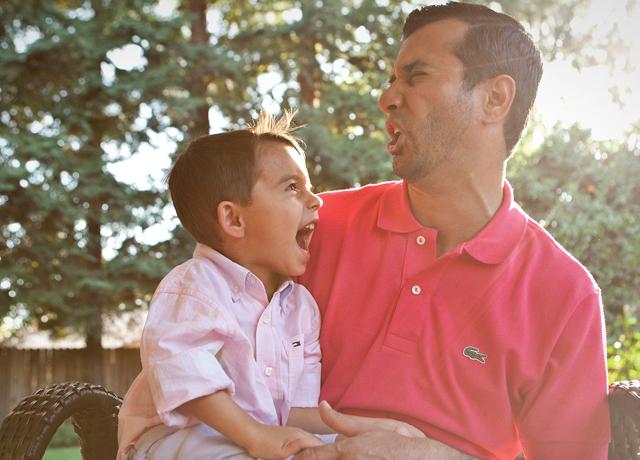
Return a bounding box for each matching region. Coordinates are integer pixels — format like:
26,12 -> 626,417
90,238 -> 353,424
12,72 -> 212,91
296,223 -> 316,250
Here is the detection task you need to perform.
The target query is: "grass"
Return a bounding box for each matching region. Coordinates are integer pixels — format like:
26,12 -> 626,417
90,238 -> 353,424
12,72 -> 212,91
43,421 -> 81,460
43,446 -> 81,460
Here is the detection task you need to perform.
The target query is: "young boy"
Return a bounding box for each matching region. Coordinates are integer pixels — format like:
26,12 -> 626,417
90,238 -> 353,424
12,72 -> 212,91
117,111 -> 422,460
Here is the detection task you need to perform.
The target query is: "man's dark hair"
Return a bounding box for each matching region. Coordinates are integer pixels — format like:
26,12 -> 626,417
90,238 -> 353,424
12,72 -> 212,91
168,111 -> 303,249
403,2 -> 543,154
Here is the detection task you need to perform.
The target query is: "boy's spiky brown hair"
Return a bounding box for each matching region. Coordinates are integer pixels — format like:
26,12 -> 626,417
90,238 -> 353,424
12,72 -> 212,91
168,110 -> 304,249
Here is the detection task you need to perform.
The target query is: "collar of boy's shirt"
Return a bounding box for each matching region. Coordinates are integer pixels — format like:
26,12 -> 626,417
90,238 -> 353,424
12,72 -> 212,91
193,243 -> 295,310
376,180 -> 527,265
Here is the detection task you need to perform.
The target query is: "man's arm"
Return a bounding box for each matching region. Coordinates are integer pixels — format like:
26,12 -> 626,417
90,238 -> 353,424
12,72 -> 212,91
292,402 -> 477,460
516,289 -> 610,459
293,431 -> 477,460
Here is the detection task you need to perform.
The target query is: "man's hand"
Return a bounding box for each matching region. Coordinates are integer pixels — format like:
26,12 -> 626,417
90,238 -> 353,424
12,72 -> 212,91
318,400 -> 425,438
245,424 -> 324,460
292,402 -> 477,460
292,430 -> 477,460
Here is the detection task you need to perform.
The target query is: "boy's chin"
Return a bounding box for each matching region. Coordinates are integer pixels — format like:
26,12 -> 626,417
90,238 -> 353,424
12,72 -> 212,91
289,262 -> 308,277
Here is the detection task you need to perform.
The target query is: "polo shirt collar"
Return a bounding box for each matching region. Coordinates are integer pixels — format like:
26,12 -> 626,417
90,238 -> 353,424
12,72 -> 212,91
377,180 -> 527,265
462,181 -> 527,264
193,243 -> 294,303
377,181 -> 423,233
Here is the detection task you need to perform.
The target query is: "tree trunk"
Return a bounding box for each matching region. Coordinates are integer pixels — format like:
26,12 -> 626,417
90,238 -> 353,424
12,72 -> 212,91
298,7 -> 320,107
187,0 -> 211,137
83,204 -> 104,383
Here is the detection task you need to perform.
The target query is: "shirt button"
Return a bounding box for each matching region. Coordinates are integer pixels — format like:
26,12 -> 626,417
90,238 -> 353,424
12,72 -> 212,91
262,316 -> 270,324
264,367 -> 273,376
416,235 -> 426,245
411,285 -> 422,295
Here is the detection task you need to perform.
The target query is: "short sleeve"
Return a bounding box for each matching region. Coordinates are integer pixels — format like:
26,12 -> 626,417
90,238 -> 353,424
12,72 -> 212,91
290,301 -> 322,407
516,289 -> 610,459
142,291 -> 235,427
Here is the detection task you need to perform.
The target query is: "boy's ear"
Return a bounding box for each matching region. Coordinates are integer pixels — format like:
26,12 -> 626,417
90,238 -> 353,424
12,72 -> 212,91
477,74 -> 516,125
216,201 -> 246,239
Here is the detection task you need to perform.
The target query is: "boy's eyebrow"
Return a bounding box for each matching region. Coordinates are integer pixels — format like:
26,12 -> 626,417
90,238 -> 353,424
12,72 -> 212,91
276,173 -> 303,185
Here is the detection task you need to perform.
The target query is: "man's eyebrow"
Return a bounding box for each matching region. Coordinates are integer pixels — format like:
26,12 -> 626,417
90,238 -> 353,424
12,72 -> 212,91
388,59 -> 431,84
401,59 -> 431,74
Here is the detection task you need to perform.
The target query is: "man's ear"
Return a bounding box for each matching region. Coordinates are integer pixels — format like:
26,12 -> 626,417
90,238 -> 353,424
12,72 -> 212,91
478,74 -> 516,125
217,201 -> 245,239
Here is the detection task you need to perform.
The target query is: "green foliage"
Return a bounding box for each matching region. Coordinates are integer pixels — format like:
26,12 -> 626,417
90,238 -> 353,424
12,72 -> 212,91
0,0 -> 196,344
43,447 -> 81,460
48,420 -> 80,448
607,305 -> 640,381
509,124 -> 640,314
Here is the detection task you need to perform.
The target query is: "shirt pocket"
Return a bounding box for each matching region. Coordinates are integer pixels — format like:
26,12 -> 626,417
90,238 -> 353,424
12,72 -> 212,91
282,333 -> 305,403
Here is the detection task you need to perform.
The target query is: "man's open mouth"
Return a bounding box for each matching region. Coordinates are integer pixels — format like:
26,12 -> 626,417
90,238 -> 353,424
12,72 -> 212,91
386,121 -> 403,153
296,223 -> 315,251
389,130 -> 401,146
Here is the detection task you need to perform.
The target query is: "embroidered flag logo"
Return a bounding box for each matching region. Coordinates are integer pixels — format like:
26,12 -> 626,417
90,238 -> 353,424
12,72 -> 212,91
463,346 -> 487,364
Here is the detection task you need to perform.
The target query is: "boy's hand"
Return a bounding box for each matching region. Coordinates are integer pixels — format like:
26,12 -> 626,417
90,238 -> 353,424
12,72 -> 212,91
318,400 -> 426,439
246,424 -> 324,459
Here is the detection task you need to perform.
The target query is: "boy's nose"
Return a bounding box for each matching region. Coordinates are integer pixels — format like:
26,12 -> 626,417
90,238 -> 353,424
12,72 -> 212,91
308,191 -> 323,210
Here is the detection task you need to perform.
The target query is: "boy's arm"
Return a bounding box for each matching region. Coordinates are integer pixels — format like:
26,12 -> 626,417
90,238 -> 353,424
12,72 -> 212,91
180,390 -> 323,459
287,407 -> 332,434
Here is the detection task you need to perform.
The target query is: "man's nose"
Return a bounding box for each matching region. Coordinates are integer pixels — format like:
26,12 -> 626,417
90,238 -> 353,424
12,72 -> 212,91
379,84 -> 401,113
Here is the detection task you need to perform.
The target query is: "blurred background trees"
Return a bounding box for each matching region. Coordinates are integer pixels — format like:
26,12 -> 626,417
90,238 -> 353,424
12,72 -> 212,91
1,0 -> 638,380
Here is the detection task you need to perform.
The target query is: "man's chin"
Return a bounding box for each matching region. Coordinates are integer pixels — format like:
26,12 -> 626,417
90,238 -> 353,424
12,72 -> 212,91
392,156 -> 411,180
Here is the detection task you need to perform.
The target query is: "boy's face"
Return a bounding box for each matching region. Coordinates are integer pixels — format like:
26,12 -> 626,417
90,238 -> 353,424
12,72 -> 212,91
240,140 -> 322,293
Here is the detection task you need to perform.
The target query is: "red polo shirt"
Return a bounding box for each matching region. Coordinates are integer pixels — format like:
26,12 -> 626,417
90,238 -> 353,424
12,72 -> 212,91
300,180 -> 610,460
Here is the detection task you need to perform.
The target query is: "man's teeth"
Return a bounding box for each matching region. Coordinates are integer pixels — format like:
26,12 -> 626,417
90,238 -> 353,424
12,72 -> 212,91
390,130 -> 400,145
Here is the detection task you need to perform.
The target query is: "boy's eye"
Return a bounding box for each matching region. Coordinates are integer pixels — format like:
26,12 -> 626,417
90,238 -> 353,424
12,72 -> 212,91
286,183 -> 299,192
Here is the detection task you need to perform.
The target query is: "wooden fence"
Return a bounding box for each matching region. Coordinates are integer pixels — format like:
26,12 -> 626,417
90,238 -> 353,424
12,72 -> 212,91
0,348 -> 141,419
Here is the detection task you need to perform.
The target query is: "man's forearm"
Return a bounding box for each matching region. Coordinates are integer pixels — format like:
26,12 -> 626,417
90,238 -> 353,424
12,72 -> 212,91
293,430 -> 478,460
413,436 -> 477,460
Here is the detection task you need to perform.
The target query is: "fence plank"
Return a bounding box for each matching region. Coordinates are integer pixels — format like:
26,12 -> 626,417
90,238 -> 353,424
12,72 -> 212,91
0,348 -> 142,419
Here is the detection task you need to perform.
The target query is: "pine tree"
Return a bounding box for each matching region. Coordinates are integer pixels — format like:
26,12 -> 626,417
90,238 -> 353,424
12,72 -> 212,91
0,0 -> 192,378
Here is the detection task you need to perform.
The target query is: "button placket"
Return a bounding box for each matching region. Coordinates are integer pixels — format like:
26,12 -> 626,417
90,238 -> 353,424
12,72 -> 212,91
255,301 -> 277,389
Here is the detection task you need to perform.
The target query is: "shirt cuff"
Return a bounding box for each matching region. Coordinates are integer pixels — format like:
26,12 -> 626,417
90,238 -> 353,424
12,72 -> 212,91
147,348 -> 235,426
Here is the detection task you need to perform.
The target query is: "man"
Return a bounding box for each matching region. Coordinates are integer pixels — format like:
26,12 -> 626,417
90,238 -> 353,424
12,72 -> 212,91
297,2 -> 610,459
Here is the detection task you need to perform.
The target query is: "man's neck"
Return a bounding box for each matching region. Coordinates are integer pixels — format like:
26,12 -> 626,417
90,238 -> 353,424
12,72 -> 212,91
406,168 -> 505,257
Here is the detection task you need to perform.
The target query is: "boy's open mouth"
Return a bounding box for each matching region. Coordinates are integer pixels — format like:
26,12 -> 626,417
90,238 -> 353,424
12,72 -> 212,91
296,223 -> 316,251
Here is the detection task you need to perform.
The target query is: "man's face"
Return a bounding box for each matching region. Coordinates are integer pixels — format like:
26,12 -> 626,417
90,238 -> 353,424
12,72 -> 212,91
240,141 -> 322,291
379,19 -> 475,183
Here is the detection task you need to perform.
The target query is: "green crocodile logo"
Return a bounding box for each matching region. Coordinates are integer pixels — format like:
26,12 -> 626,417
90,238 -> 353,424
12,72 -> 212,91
463,346 -> 487,364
